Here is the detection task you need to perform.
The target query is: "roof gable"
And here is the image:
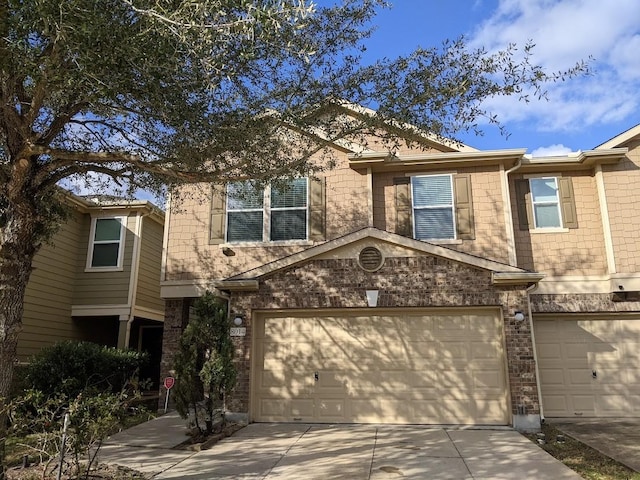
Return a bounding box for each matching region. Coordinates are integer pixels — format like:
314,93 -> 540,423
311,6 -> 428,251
596,123 -> 640,149
218,228 -> 542,291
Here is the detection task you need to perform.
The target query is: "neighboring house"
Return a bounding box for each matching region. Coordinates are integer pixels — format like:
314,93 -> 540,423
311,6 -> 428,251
159,112 -> 640,431
21,193 -> 165,387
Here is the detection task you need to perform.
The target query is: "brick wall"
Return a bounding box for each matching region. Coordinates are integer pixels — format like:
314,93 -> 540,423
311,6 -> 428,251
531,293 -> 640,313
158,298 -> 191,410
224,255 -> 539,418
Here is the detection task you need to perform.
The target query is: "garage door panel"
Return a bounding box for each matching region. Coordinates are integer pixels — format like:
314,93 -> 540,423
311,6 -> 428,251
539,368 -> 565,385
536,343 -> 562,359
254,310 -> 508,424
535,318 -> 640,417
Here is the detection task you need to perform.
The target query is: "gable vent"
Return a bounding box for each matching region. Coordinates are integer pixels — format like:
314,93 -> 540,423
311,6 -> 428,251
358,247 -> 384,272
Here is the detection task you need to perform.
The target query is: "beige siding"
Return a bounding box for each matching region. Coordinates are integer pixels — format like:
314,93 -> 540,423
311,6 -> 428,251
19,209 -> 83,360
372,166 -> 509,264
73,214 -> 133,305
512,172 -> 607,275
135,216 -> 164,312
602,140 -> 640,273
164,151 -> 369,281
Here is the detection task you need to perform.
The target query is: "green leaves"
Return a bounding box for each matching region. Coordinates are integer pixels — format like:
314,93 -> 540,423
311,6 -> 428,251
173,292 -> 236,434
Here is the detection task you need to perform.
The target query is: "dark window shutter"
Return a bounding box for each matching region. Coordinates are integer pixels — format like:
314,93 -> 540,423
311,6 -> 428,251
558,177 -> 578,229
514,179 -> 533,230
453,174 -> 475,240
394,177 -> 412,237
209,185 -> 226,244
309,177 -> 326,241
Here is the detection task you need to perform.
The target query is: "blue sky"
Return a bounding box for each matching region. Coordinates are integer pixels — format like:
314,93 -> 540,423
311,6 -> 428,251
340,0 -> 640,155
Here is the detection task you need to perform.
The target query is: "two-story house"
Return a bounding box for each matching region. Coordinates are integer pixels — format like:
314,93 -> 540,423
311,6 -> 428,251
159,113 -> 640,431
21,193 -> 166,386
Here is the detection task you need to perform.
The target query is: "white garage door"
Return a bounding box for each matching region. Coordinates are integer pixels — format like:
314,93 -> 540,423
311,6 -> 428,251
252,309 -> 509,425
534,318 -> 640,417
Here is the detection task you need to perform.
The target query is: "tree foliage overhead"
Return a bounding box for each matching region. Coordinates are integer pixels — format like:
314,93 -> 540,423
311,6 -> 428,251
1,0 -> 588,210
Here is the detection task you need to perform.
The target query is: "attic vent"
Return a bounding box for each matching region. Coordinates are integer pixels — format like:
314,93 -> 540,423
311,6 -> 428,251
358,247 -> 384,272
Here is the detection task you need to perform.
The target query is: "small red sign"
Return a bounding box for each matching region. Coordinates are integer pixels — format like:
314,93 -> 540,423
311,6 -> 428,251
163,377 -> 175,390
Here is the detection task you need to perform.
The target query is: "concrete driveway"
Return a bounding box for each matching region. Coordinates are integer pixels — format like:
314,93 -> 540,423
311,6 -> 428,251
100,414 -> 581,479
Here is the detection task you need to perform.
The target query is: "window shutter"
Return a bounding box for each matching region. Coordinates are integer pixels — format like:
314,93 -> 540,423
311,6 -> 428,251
209,185 -> 226,244
309,177 -> 325,241
514,179 -> 533,230
558,177 -> 578,229
394,177 -> 412,237
453,174 -> 475,240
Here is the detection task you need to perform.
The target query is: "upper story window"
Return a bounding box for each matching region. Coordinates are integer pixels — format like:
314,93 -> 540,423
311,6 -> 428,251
515,176 -> 578,231
530,177 -> 561,228
87,216 -> 126,270
226,178 -> 308,243
394,173 -> 474,242
411,174 -> 456,240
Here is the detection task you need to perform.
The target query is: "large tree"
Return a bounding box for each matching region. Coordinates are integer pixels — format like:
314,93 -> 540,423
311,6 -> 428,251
0,0 -> 586,474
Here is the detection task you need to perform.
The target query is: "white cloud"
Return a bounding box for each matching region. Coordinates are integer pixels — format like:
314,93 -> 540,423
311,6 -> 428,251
467,0 -> 640,134
530,144 -> 573,157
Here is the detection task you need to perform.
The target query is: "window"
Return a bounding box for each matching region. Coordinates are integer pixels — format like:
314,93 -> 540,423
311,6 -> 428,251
87,217 -> 125,269
226,178 -> 308,243
530,177 -> 561,228
411,174 -> 456,240
515,176 -> 578,231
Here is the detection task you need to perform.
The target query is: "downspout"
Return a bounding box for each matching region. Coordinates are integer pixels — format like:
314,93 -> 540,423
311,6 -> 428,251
526,282 -> 545,423
503,156 -> 545,422
501,158 -> 523,266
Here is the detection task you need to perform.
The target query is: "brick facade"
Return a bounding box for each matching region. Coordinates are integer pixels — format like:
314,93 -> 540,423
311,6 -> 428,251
531,293 -> 640,313
158,298 -> 191,410
221,255 -> 540,419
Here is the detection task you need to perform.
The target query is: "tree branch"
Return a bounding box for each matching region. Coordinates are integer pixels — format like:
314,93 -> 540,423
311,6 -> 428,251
38,102 -> 90,146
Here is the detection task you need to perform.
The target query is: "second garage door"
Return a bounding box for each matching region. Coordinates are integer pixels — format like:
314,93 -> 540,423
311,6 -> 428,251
252,309 -> 509,425
535,318 -> 640,417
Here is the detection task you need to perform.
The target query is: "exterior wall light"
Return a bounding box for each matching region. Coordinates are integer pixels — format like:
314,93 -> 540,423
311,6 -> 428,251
514,311 -> 525,322
233,315 -> 244,326
366,290 -> 379,308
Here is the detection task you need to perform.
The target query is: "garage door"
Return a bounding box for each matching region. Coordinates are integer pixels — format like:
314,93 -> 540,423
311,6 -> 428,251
253,309 -> 509,425
534,318 -> 640,417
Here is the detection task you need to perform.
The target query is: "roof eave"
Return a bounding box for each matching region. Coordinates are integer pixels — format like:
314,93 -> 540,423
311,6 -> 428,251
348,149 -> 527,171
492,272 -> 545,286
519,148 -> 627,172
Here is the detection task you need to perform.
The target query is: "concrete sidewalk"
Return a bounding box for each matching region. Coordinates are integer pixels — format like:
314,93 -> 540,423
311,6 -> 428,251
98,411 -> 196,476
99,414 -> 582,479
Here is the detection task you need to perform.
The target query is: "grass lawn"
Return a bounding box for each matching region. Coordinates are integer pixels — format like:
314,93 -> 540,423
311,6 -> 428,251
529,423 -> 640,480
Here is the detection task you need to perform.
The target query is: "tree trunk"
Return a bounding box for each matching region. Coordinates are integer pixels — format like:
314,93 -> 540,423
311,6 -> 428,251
0,200 -> 40,480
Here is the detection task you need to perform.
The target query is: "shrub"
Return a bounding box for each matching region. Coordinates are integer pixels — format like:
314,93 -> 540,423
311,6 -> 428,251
7,388 -> 131,478
25,341 -> 148,397
173,292 -> 236,434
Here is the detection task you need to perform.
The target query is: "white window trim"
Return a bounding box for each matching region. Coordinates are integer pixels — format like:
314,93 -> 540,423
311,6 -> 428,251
411,174 -> 457,241
529,176 -> 563,230
226,178 -> 309,244
85,215 -> 127,272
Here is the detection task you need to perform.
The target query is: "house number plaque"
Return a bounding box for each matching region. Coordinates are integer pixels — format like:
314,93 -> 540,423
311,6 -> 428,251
230,327 -> 246,337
